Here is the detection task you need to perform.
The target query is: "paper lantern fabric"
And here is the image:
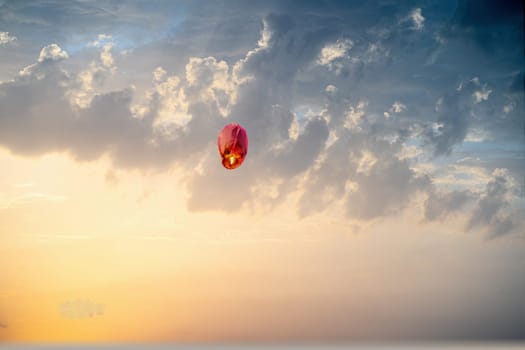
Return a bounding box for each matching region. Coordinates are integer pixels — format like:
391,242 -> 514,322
217,123 -> 248,170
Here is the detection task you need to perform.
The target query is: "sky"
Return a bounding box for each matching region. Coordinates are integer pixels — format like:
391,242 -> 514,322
0,0 -> 524,343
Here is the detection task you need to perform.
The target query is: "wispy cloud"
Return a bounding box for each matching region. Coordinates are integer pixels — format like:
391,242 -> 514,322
0,191 -> 68,210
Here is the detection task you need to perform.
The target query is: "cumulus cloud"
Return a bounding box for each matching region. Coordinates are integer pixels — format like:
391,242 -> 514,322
424,189 -> 473,221
131,67 -> 191,135
325,84 -> 337,94
343,100 -> 367,130
67,38 -> 116,109
390,101 -> 407,113
19,44 -> 69,77
473,86 -> 492,103
0,14 -> 333,215
37,43 -> 69,62
467,168 -> 521,238
424,78 -> 484,156
410,8 -> 425,30
131,55 -> 241,139
298,88 -> 431,220
185,56 -> 238,117
89,33 -> 112,47
316,39 -> 353,73
0,41 -> 153,163
384,102 -> 407,118
187,13 -> 333,211
0,8 -> 523,239
299,130 -> 431,219
0,31 -> 16,45
423,165 -> 524,239
317,39 -> 353,65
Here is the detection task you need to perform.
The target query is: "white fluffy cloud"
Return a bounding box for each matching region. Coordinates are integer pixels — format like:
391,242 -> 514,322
38,43 -> 69,62
185,56 -> 238,116
325,84 -> 337,94
385,101 -> 407,117
132,68 -> 191,133
131,56 -> 240,135
391,101 -> 407,113
343,100 -> 367,130
473,86 -> 492,103
410,8 -> 425,30
0,31 -> 16,45
317,39 -> 353,73
19,44 -> 69,77
89,33 -> 112,47
67,37 -> 117,109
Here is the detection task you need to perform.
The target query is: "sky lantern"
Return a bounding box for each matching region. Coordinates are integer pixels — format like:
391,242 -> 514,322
217,123 -> 248,170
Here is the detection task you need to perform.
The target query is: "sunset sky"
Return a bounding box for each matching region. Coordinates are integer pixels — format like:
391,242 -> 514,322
0,0 -> 524,343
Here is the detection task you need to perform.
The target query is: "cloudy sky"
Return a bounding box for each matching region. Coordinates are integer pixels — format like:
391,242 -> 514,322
0,0 -> 524,343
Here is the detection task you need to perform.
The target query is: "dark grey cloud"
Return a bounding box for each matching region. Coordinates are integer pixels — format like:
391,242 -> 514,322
424,189 -> 473,221
0,44 -> 221,169
298,97 -> 431,219
0,2 -> 523,239
346,153 -> 430,219
269,117 -> 329,177
467,168 -> 522,238
187,13 -> 333,211
424,78 -> 478,156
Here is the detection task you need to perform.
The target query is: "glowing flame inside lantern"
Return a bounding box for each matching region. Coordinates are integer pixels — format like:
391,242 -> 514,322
218,123 -> 248,170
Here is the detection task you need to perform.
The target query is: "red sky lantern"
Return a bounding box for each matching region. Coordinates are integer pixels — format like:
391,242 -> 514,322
217,123 -> 248,170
